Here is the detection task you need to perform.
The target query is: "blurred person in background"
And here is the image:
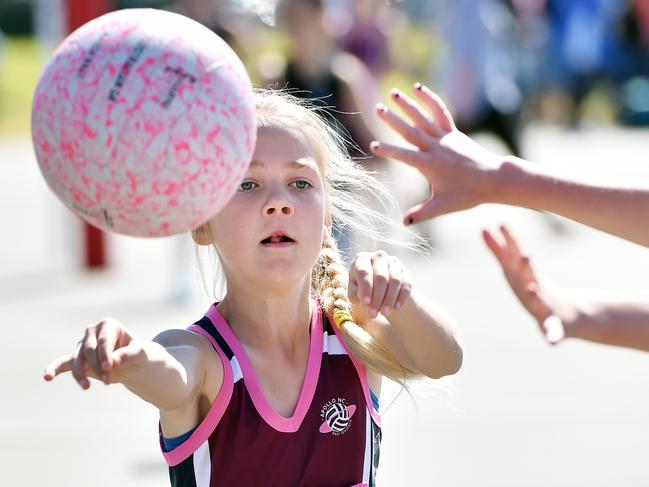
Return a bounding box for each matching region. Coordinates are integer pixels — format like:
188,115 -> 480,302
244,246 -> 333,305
371,83 -> 649,353
541,0 -> 640,126
618,0 -> 649,125
338,0 -> 392,78
273,0 -> 389,259
274,0 -> 380,162
434,0 -> 524,157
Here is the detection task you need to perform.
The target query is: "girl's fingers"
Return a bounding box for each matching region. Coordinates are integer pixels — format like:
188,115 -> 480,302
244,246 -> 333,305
368,252 -> 390,318
389,88 -> 441,137
375,103 -> 435,150
413,83 -> 456,132
347,279 -> 359,305
379,258 -> 404,315
81,328 -> 102,378
71,341 -> 90,390
96,321 -> 119,372
350,253 -> 374,306
369,140 -> 429,171
395,279 -> 412,311
110,342 -> 145,369
43,355 -> 74,381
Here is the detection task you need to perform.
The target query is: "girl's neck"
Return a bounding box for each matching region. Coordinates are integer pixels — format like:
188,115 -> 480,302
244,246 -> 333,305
218,279 -> 313,354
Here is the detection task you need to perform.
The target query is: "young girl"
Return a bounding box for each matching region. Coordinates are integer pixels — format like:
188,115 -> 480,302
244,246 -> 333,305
44,90 -> 462,487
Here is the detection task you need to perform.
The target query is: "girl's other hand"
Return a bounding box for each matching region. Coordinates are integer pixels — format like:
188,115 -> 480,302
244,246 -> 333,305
44,317 -> 143,389
482,226 -> 569,344
348,250 -> 412,319
370,83 -> 502,225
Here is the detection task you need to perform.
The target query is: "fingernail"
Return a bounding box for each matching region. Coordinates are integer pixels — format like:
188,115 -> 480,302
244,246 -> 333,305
415,82 -> 422,90
82,380 -> 90,389
406,217 -> 414,225
391,89 -> 400,98
376,103 -> 386,112
369,308 -> 377,318
395,301 -> 402,309
363,296 -> 371,305
102,360 -> 109,371
370,141 -> 380,150
382,306 -> 391,315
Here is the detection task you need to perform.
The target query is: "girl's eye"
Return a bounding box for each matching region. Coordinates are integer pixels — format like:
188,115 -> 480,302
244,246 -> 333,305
240,181 -> 258,192
290,180 -> 312,190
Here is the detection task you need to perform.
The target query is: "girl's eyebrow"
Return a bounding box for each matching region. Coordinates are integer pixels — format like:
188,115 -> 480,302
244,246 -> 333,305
249,158 -> 319,171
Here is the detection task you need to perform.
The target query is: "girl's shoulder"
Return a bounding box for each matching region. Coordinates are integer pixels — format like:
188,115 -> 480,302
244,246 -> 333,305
154,328 -> 225,397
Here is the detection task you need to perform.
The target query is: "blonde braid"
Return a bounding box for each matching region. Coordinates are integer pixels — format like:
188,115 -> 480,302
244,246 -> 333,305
313,235 -> 420,384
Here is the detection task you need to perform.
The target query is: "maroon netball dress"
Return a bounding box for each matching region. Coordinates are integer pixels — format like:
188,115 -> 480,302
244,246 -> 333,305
159,300 -> 382,487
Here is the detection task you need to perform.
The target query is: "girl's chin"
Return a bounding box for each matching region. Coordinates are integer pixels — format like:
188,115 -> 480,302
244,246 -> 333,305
257,261 -> 315,283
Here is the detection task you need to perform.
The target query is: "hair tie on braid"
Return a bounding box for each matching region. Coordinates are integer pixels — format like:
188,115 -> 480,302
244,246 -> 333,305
333,309 -> 354,329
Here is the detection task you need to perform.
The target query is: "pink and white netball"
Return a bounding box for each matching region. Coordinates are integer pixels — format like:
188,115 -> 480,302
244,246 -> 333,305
31,9 -> 256,237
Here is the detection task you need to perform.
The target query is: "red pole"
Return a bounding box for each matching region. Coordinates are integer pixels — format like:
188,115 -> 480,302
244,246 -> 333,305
64,0 -> 114,269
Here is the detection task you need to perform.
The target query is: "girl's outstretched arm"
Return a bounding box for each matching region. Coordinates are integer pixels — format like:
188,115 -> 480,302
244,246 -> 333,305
370,83 -> 649,248
44,318 -> 217,412
484,226 -> 649,352
348,251 -> 462,379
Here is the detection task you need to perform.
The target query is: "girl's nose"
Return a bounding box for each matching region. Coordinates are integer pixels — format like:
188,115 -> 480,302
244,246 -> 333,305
264,192 -> 294,216
265,204 -> 293,216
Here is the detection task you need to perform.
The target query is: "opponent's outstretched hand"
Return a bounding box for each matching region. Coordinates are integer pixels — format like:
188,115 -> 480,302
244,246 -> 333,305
44,317 -> 145,389
370,83 -> 501,225
348,250 -> 412,319
482,226 -> 569,344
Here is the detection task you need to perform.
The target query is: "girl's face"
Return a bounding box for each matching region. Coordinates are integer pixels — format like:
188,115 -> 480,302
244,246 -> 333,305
207,126 -> 329,287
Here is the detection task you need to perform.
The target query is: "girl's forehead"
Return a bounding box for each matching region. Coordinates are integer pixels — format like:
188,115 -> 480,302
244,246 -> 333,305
253,126 -> 322,172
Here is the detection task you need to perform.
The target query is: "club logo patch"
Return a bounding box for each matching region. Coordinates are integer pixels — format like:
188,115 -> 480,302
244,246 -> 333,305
319,398 -> 356,435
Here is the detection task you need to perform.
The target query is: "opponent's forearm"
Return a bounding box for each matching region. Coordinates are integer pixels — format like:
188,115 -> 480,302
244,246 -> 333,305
493,157 -> 649,247
385,292 -> 463,378
566,294 -> 649,352
113,342 -> 200,411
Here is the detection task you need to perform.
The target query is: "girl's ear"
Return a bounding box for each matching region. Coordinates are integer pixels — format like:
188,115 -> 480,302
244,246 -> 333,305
192,224 -> 213,246
323,211 -> 333,241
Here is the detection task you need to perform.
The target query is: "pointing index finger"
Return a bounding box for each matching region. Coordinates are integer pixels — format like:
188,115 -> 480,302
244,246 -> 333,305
44,354 -> 74,381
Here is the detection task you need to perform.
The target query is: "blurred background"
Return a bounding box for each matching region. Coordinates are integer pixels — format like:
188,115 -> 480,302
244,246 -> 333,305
1,0 -> 649,485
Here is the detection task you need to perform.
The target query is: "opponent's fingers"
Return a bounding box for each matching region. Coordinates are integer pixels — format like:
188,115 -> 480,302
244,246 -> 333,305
369,140 -> 429,171
403,193 -> 468,225
368,251 -> 390,318
71,341 -> 91,390
43,354 -> 74,381
376,103 -> 436,150
390,88 -> 441,137
525,283 -> 554,321
500,225 -> 523,261
379,257 -> 404,315
349,252 -> 374,307
482,229 -> 507,268
413,83 -> 456,132
541,315 -> 565,345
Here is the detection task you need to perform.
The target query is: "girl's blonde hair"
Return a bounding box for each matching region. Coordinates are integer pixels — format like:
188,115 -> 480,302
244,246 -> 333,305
197,89 -> 422,384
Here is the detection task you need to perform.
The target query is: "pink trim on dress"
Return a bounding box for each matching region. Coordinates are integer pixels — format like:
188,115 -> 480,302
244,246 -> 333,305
327,312 -> 382,427
160,325 -> 234,467
205,300 -> 323,433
